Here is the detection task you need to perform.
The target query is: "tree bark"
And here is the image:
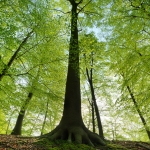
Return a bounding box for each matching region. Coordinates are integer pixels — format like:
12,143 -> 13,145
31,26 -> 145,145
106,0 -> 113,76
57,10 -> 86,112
11,92 -> 33,135
41,99 -> 49,136
0,31 -> 33,81
127,85 -> 150,140
41,0 -> 105,146
91,101 -> 96,133
86,67 -> 104,139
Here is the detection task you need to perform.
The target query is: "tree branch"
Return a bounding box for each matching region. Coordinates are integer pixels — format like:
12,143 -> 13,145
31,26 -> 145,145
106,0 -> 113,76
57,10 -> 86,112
0,30 -> 33,81
50,9 -> 70,14
76,0 -> 83,5
7,30 -> 33,68
86,67 -> 91,82
78,0 -> 93,14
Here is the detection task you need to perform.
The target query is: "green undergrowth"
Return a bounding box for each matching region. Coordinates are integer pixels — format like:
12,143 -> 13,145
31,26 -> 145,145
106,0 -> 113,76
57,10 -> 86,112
36,139 -> 95,150
35,138 -> 128,150
104,143 -> 128,150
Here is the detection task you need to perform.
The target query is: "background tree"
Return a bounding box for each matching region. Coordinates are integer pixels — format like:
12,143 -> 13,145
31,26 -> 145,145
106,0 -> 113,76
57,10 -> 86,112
0,0 -> 66,135
79,33 -> 105,139
107,0 -> 150,141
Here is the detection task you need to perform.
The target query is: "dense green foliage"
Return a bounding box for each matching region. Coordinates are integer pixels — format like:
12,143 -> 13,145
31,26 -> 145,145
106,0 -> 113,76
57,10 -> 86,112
0,0 -> 150,142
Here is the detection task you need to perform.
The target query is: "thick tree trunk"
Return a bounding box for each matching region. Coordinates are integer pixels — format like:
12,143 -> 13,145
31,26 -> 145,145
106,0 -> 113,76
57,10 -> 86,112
60,1 -> 82,128
42,0 -> 105,146
11,92 -> 33,135
127,86 -> 150,140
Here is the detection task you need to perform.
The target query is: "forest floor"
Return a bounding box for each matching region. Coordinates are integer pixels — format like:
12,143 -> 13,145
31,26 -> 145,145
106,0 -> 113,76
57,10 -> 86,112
0,134 -> 150,150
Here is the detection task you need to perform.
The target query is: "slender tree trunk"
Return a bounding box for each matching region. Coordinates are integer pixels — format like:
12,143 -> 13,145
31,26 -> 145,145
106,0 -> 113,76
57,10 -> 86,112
11,92 -> 33,135
83,85 -> 95,132
86,67 -> 104,139
41,99 -> 49,136
127,85 -> 150,140
91,102 -> 96,133
0,31 -> 33,81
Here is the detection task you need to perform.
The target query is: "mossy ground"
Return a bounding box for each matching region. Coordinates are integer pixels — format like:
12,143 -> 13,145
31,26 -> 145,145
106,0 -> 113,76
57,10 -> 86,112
36,138 -> 128,150
0,134 -> 149,149
36,139 -> 95,150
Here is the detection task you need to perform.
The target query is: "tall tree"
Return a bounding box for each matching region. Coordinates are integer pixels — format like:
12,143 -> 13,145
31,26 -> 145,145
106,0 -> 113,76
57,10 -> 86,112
126,85 -> 150,140
79,32 -> 106,138
41,99 -> 49,136
107,0 -> 150,141
11,92 -> 33,135
11,65 -> 41,135
86,55 -> 104,139
42,0 -> 105,146
0,30 -> 33,81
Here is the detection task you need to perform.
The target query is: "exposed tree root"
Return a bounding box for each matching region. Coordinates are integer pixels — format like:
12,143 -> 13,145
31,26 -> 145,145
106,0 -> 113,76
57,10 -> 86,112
41,125 -> 106,147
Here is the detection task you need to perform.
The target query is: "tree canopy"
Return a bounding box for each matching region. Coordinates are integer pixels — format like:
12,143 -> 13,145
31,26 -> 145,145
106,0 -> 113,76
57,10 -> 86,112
0,0 -> 150,146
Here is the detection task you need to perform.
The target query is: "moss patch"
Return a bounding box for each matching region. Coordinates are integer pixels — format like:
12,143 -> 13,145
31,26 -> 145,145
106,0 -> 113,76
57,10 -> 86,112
36,139 -> 95,150
36,138 -> 129,150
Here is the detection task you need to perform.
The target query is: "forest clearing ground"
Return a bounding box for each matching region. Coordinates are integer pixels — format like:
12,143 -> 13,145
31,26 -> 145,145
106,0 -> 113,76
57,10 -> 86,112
0,134 -> 150,150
